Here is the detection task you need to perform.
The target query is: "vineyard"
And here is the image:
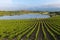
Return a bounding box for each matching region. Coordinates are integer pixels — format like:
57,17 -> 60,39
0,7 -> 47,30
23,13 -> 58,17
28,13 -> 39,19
0,16 -> 60,40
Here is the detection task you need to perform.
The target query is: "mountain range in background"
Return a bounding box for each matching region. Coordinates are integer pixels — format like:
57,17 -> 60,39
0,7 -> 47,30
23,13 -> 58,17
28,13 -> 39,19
0,4 -> 60,12
25,4 -> 60,12
26,7 -> 60,12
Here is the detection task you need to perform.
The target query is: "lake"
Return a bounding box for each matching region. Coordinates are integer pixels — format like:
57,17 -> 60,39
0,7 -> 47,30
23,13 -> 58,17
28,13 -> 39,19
0,14 -> 50,19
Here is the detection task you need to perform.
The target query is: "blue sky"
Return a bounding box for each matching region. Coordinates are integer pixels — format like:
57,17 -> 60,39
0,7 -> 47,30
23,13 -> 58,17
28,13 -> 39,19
0,0 -> 60,10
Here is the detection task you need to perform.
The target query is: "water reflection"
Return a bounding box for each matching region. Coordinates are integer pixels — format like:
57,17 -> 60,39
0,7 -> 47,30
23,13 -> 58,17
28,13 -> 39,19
0,14 -> 50,19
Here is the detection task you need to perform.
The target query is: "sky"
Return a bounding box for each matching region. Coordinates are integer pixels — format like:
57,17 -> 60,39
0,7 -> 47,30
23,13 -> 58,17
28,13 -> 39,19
0,0 -> 60,11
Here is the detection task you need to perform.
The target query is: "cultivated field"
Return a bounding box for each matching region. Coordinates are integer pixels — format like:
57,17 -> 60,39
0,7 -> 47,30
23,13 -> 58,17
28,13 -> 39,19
0,16 -> 60,40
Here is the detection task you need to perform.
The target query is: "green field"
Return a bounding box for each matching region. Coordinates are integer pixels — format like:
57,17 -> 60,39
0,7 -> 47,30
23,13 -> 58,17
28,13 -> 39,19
0,16 -> 60,40
0,11 -> 47,16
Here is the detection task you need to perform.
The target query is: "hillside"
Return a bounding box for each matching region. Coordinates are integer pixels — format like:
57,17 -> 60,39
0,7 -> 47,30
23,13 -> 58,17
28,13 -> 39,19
0,11 -> 49,16
0,11 -> 60,16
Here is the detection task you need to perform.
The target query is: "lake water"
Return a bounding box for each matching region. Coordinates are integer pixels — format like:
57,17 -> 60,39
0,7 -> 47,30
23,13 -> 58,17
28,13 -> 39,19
0,14 -> 50,19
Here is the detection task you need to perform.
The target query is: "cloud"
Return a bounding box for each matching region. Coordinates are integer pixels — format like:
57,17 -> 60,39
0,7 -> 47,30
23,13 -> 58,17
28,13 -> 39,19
41,3 -> 60,8
0,0 -> 12,3
0,0 -> 13,8
0,0 -> 19,11
0,0 -> 60,11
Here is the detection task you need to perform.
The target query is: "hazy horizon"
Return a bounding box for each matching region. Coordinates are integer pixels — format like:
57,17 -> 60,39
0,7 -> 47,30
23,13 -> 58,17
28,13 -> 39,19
0,0 -> 60,11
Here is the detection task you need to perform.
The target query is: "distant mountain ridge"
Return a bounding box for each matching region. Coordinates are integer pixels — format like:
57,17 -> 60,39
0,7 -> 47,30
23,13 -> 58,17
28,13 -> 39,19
26,7 -> 60,12
24,4 -> 60,12
0,4 -> 60,12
